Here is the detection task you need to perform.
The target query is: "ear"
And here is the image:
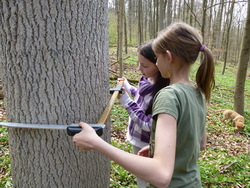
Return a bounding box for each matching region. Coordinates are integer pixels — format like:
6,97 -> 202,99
166,50 -> 173,63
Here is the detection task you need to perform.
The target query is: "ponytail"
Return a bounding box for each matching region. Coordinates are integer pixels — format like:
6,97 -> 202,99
196,47 -> 215,102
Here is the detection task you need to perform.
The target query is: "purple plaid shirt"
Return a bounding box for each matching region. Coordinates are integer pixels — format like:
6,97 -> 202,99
119,76 -> 159,148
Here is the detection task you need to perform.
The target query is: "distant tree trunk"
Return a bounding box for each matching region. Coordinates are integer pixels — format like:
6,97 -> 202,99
154,0 -> 159,35
0,0 -> 110,187
144,1 -> 149,42
173,1 -> 178,20
208,0 -> 214,46
217,0 -> 224,52
118,0 -> 124,77
183,1 -> 187,22
159,0 -> 166,30
222,0 -> 235,75
166,0 -> 173,26
138,0 -> 143,45
149,0 -> 155,39
189,0 -> 194,25
234,0 -> 250,115
177,0 -> 181,20
201,0 -> 207,43
124,7 -> 128,54
211,0 -> 224,62
128,0 -> 133,43
116,0 -> 120,59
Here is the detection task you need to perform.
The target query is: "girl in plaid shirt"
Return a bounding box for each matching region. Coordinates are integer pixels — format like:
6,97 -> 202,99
118,40 -> 170,188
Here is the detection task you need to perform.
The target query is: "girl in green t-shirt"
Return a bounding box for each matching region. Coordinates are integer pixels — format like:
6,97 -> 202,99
73,22 -> 215,188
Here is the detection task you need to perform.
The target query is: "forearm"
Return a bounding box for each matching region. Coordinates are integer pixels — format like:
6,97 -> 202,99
123,79 -> 137,97
94,138 -> 171,187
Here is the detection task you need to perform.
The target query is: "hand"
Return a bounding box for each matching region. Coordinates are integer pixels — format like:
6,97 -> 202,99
73,122 -> 101,150
118,77 -> 125,82
138,145 -> 150,157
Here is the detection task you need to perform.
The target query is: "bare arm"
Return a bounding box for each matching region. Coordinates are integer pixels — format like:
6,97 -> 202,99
73,113 -> 176,188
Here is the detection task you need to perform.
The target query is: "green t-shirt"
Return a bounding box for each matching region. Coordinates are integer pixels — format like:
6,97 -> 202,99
148,83 -> 206,188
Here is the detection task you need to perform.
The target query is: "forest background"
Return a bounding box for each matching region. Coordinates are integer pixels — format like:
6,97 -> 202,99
1,0 -> 250,187
108,0 -> 250,187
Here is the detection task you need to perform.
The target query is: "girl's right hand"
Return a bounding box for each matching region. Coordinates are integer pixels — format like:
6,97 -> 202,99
73,122 -> 102,150
117,78 -> 126,99
118,77 -> 125,82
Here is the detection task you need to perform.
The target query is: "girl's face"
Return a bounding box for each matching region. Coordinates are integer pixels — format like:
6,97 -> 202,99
155,53 -> 170,78
138,53 -> 159,81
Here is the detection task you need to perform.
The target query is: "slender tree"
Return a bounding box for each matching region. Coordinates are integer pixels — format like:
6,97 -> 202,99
166,0 -> 173,26
124,4 -> 128,54
234,0 -> 250,115
222,0 -> 235,75
0,0 -> 110,187
159,0 -> 166,30
117,0 -> 124,77
138,0 -> 143,45
201,0 -> 207,43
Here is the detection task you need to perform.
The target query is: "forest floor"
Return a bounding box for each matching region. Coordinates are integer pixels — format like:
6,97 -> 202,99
0,47 -> 250,187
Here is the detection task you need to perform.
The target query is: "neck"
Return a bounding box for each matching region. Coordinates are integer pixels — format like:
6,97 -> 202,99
148,73 -> 159,83
170,61 -> 194,87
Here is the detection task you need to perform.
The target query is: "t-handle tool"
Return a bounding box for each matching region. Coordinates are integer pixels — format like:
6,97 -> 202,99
97,79 -> 124,124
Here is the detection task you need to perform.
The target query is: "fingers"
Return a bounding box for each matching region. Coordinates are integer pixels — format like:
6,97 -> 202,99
118,77 -> 125,81
77,122 -> 96,135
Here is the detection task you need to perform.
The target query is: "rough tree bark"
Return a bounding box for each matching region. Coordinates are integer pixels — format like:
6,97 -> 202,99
234,0 -> 250,115
0,0 -> 110,187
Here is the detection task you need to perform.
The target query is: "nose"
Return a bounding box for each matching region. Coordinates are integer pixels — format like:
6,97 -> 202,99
138,63 -> 142,71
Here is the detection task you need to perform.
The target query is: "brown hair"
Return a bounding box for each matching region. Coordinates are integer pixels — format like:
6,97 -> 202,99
139,40 -> 170,114
152,22 -> 215,102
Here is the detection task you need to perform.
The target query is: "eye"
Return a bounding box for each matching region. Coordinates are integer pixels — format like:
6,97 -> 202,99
139,62 -> 147,68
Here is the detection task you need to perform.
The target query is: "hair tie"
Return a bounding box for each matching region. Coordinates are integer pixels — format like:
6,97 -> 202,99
200,45 -> 206,52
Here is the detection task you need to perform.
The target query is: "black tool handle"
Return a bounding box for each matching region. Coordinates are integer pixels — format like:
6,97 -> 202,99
67,125 -> 103,136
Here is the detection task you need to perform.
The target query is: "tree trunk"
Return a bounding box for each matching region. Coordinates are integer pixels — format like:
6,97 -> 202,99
118,0 -> 124,77
0,0 -> 110,187
234,0 -> 250,115
166,0 -> 172,26
128,0 -> 132,43
158,0 -> 165,30
201,0 -> 207,43
138,0 -> 143,45
124,5 -> 128,54
207,0 -> 214,46
154,0 -> 159,35
222,0 -> 235,75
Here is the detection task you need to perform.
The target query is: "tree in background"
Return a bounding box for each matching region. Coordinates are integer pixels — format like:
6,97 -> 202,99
0,0 -> 110,187
222,0 -> 235,75
117,0 -> 124,77
234,0 -> 250,115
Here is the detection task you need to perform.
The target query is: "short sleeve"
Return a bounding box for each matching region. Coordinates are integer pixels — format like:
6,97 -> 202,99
152,87 -> 180,121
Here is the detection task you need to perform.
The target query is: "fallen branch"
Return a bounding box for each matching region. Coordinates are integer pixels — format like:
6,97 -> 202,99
239,131 -> 250,137
109,56 -> 131,67
219,161 -> 237,174
109,76 -> 138,83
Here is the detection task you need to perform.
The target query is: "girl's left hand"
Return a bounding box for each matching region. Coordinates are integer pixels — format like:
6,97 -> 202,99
73,122 -> 101,150
138,145 -> 150,157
